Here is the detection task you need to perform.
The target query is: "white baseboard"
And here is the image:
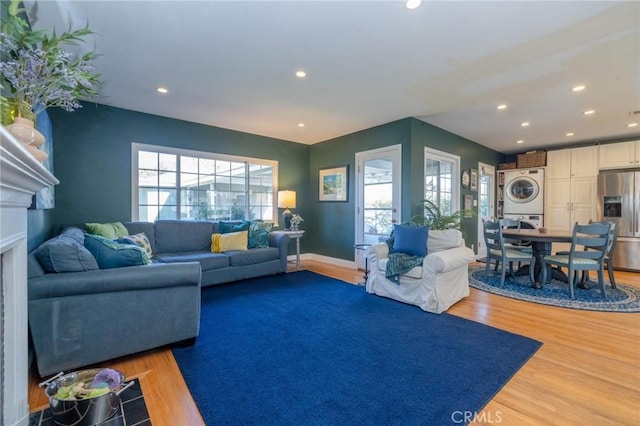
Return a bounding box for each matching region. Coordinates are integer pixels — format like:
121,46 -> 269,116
288,253 -> 356,269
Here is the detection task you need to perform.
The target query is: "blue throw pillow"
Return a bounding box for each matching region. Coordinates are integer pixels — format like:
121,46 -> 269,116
219,220 -> 250,234
248,221 -> 273,249
84,234 -> 151,269
34,228 -> 99,273
392,224 -> 429,257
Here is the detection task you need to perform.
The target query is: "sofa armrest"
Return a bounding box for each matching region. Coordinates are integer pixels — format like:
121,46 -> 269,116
423,246 -> 475,276
28,262 -> 202,300
367,243 -> 389,266
269,232 -> 290,271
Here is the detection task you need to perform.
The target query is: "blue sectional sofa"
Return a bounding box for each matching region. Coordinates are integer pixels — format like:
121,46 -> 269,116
28,220 -> 290,376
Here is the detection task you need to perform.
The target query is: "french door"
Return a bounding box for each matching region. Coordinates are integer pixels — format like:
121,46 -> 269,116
477,162 -> 495,259
355,145 -> 402,269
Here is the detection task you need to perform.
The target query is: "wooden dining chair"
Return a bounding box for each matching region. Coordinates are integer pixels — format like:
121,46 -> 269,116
482,219 -> 534,287
540,221 -> 612,299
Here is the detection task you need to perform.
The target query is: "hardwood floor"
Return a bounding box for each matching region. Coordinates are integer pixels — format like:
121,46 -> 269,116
29,261 -> 640,425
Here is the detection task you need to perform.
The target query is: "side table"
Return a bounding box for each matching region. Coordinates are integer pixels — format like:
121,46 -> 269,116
272,230 -> 305,271
353,243 -> 372,286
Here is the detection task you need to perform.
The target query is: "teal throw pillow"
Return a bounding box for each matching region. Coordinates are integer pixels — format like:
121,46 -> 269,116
84,234 -> 151,269
34,227 -> 99,273
392,224 -> 429,257
248,221 -> 273,249
219,220 -> 251,234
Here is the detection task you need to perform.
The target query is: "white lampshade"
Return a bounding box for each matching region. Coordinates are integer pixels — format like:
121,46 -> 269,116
278,190 -> 296,209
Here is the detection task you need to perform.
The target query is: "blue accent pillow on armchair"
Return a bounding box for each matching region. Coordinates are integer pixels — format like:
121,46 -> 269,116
392,224 -> 429,257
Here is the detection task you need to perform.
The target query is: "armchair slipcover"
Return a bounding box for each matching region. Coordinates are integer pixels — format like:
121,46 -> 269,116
366,229 -> 475,313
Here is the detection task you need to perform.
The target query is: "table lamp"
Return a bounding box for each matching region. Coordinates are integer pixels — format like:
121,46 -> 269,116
278,190 -> 296,230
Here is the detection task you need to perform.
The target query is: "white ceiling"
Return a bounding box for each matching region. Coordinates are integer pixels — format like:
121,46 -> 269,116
24,0 -> 640,154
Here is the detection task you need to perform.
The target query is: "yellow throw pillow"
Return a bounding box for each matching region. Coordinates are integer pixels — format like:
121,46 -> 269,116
211,231 -> 248,253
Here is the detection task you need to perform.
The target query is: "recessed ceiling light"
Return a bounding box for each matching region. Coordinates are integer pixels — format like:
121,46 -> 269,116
298,123 -> 305,128
628,123 -> 639,128
583,110 -> 595,115
157,87 -> 168,94
497,104 -> 507,110
572,85 -> 586,92
521,122 -> 530,127
516,140 -> 524,144
566,132 -> 574,137
405,0 -> 421,10
295,70 -> 307,78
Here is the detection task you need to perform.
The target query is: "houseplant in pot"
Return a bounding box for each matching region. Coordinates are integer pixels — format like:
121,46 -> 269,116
0,0 -> 100,160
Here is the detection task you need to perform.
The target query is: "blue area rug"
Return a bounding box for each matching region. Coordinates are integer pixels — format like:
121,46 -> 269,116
470,266 -> 640,312
173,271 -> 541,425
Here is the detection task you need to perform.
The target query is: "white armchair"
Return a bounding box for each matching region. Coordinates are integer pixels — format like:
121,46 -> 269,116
365,229 -> 476,313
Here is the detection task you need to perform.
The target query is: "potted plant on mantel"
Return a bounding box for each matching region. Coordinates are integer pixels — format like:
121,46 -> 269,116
0,0 -> 100,161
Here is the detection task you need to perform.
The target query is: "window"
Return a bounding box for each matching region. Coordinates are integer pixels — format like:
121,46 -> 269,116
133,143 -> 278,222
424,147 -> 460,216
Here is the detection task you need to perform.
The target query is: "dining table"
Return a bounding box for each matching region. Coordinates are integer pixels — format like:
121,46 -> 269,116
501,228 -> 583,289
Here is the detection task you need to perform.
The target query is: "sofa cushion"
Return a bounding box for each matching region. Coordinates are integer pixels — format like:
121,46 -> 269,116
219,220 -> 250,234
154,251 -> 229,271
155,220 -> 214,253
85,222 -> 129,239
248,221 -> 273,249
84,234 -> 151,269
427,229 -> 463,253
392,224 -> 429,257
378,258 -> 422,279
124,222 -> 156,253
227,247 -> 280,266
118,233 -> 153,258
34,228 -> 99,273
211,231 -> 248,252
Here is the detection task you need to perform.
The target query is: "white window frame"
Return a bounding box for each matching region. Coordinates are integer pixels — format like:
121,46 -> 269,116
131,143 -> 279,223
423,147 -> 461,215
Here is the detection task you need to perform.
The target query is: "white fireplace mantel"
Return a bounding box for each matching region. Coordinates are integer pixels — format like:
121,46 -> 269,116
1,126 -> 59,426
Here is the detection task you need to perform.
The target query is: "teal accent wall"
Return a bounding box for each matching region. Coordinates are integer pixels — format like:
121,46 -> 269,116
307,119 -> 413,259
47,104 -> 310,250
409,118 -> 503,248
44,104 -> 503,261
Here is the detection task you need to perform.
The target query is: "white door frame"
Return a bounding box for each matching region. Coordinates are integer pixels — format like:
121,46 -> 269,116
354,144 -> 402,269
477,162 -> 495,259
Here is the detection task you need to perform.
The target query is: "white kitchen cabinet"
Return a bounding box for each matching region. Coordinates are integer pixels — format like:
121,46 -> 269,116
545,145 -> 598,252
598,140 -> 640,169
546,146 -> 599,179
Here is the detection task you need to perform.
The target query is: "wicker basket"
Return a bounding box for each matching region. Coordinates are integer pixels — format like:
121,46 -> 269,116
498,162 -> 517,170
517,151 -> 546,168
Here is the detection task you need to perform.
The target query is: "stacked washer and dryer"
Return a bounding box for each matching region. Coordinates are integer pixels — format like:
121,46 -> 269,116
502,168 -> 545,229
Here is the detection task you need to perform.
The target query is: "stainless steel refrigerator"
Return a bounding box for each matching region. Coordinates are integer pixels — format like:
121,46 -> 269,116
597,170 -> 640,272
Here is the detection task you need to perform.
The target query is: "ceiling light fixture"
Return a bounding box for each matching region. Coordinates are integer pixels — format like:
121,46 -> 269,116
572,85 -> 586,92
583,110 -> 595,115
405,0 -> 422,10
295,70 -> 307,78
497,104 -> 507,110
628,123 -> 639,128
157,87 -> 168,94
516,140 -> 524,144
521,122 -> 530,127
298,123 -> 305,128
566,132 -> 574,137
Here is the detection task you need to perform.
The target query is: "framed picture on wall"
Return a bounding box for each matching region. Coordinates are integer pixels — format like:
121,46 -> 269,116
470,169 -> 478,192
319,165 -> 349,202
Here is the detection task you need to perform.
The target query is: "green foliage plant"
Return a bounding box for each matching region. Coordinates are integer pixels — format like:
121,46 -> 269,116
0,0 -> 100,123
409,199 -> 474,230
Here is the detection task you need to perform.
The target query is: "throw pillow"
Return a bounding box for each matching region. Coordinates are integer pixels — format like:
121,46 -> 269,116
84,234 -> 152,269
392,223 -> 429,257
211,231 -> 248,253
219,220 -> 250,234
85,222 -> 129,239
34,228 -> 99,273
248,221 -> 273,249
117,232 -> 153,258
